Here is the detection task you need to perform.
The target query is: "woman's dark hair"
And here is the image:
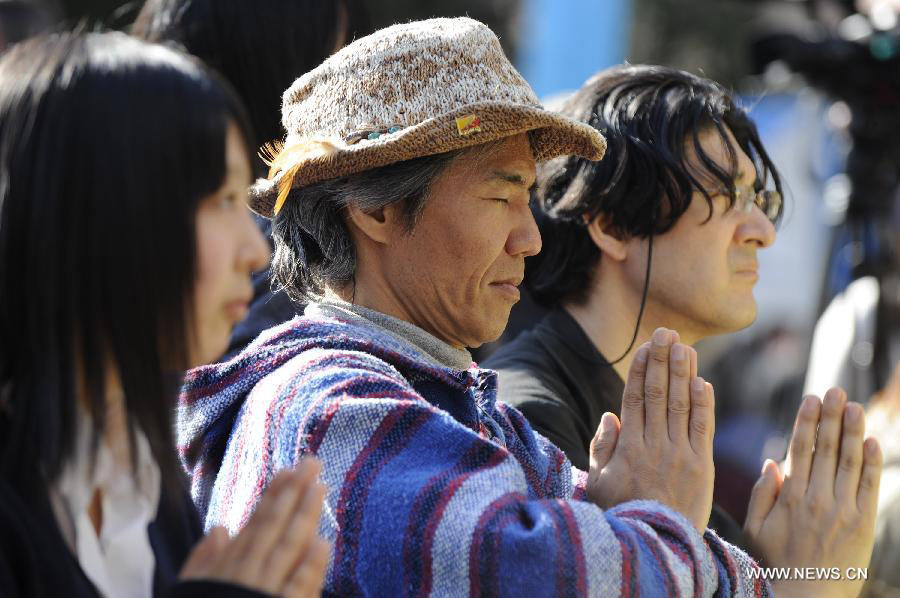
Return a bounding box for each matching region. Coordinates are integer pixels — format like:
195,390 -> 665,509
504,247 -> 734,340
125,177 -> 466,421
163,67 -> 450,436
272,150 -> 464,303
528,64 -> 783,307
0,31 -> 253,498
132,0 -> 369,174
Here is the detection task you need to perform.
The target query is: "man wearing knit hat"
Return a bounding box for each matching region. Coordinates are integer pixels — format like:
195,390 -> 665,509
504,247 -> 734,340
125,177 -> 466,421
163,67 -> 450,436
178,18 -> 771,596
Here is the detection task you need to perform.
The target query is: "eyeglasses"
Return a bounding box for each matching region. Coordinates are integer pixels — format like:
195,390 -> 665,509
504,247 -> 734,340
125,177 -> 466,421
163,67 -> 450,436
730,184 -> 782,224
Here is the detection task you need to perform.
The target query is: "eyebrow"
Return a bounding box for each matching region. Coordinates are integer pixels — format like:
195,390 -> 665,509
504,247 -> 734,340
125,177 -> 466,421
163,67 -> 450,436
487,170 -> 535,189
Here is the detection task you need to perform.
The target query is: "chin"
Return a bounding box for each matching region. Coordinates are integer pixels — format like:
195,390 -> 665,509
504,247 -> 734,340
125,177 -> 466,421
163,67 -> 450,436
196,334 -> 230,367
464,313 -> 510,348
721,303 -> 758,334
462,328 -> 500,349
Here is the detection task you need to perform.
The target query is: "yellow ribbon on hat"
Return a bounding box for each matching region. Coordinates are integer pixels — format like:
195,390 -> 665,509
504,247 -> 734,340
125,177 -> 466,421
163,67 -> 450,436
260,139 -> 339,216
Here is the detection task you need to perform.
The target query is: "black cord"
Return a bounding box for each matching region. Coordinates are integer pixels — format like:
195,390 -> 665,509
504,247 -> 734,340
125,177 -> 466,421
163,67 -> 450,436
604,232 -> 654,366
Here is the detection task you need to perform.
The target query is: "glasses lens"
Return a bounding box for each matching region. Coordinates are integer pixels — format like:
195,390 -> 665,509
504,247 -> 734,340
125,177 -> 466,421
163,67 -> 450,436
733,185 -> 753,212
759,190 -> 782,223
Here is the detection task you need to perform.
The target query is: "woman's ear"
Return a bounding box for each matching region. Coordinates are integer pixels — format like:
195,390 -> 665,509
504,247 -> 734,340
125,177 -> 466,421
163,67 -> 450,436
585,214 -> 628,261
345,202 -> 403,245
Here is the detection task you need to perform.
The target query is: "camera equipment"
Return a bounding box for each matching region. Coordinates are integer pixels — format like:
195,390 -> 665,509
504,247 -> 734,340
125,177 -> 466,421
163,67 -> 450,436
753,0 -> 900,282
751,0 -> 900,388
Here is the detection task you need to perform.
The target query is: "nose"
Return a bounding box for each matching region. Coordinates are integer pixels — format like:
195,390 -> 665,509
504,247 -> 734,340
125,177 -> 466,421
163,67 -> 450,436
241,209 -> 272,272
506,201 -> 542,257
737,204 -> 776,249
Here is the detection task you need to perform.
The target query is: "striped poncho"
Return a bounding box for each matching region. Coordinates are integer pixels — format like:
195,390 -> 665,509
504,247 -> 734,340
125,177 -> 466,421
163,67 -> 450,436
178,309 -> 771,597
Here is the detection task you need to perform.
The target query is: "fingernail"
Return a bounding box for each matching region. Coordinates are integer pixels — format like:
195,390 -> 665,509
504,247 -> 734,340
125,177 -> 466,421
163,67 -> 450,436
601,412 -> 617,431
865,438 -> 879,457
635,346 -> 648,364
652,328 -> 669,345
845,403 -> 861,423
672,344 -> 685,361
692,377 -> 705,392
801,395 -> 820,413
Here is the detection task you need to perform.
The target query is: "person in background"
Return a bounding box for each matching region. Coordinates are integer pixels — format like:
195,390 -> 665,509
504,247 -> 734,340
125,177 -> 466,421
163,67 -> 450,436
132,0 -> 369,360
486,64 -> 783,475
804,196 -> 900,407
484,64 -> 883,597
0,31 -> 328,598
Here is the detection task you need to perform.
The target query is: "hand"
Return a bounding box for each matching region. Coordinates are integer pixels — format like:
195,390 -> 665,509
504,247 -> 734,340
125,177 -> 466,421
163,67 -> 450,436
180,459 -> 330,598
586,327 -> 715,533
743,389 -> 883,598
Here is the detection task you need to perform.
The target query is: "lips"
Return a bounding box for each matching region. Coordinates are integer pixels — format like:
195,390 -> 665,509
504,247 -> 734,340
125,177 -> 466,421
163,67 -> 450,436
225,296 -> 252,322
735,266 -> 759,282
734,257 -> 758,274
490,278 -> 523,301
492,277 -> 523,287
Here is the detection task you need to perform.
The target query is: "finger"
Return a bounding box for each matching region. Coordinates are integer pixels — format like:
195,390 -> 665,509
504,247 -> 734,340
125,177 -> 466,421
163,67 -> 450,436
705,382 -> 716,441
619,343 -> 650,438
780,395 -> 821,502
834,402 -> 865,505
229,461 -> 320,577
180,526 -> 230,580
282,537 -> 331,598
666,343 -> 692,445
689,344 -> 698,379
808,388 -> 846,501
744,460 -> 781,537
263,481 -> 328,588
644,328 -> 675,444
688,377 -> 714,454
589,412 -> 621,470
857,437 -> 883,518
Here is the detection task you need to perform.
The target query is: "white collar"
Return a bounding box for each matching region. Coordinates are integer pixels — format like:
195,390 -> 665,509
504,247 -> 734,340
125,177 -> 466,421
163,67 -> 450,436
50,407 -> 161,598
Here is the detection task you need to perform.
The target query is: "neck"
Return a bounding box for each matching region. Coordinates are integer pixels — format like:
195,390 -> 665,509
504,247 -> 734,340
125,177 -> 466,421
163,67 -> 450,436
334,274 -> 467,351
563,271 -> 701,383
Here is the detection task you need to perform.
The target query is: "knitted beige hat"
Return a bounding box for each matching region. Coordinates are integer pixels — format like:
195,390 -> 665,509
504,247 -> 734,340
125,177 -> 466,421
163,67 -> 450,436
250,16 -> 607,217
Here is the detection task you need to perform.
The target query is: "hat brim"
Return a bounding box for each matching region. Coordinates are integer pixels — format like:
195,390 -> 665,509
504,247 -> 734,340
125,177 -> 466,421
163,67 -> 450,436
249,101 -> 606,217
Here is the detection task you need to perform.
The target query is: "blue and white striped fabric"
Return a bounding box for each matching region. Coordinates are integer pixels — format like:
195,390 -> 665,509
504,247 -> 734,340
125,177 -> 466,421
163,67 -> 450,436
178,311 -> 771,597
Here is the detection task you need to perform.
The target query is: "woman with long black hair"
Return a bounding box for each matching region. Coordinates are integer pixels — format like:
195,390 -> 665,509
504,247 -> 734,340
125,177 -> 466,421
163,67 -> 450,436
0,31 -> 328,598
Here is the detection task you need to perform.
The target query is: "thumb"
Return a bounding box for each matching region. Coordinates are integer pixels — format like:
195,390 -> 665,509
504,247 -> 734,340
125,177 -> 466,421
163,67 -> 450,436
589,412 -> 621,471
743,460 -> 781,537
180,525 -> 230,580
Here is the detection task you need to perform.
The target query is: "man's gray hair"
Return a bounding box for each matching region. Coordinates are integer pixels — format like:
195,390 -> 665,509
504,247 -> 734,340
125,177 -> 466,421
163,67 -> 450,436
271,149 -> 465,303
